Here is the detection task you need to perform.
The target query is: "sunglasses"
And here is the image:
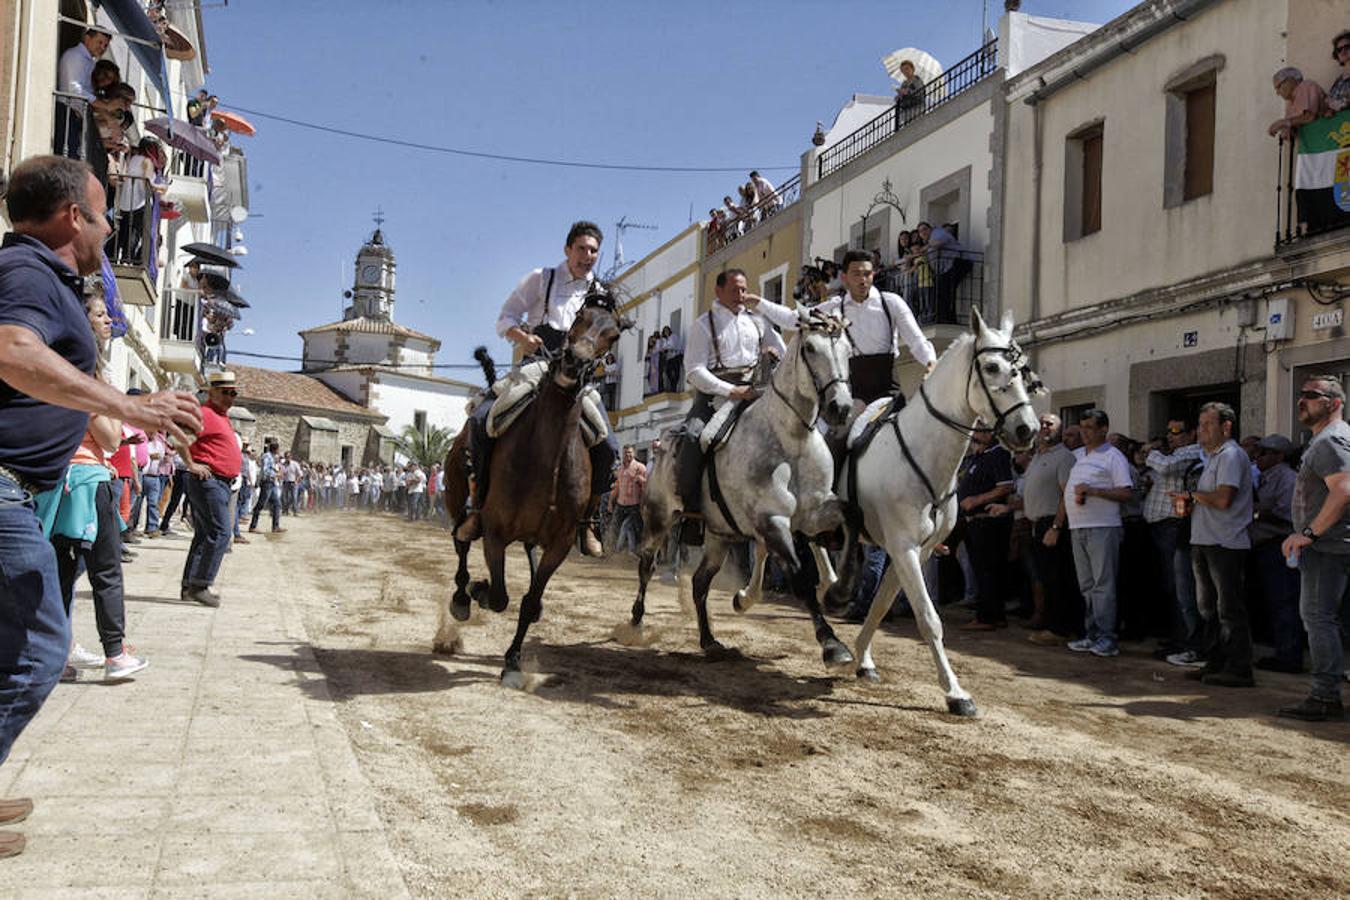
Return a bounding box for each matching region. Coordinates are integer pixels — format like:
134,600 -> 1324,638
1299,389 -> 1333,401
1337,44 -> 1350,54
217,388 -> 238,396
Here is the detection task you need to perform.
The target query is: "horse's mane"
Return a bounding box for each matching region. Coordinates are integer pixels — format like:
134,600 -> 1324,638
933,331 -> 974,369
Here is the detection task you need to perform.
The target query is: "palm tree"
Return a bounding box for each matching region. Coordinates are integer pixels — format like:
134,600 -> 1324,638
397,423 -> 455,470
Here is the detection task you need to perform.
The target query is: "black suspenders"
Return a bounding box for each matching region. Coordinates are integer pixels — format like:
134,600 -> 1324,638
539,265 -> 556,323
706,307 -> 764,375
843,292 -> 895,353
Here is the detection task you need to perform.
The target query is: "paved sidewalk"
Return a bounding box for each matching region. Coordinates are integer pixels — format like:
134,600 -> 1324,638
0,522 -> 409,898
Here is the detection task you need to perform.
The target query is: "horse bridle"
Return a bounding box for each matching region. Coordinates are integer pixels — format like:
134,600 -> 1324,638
919,342 -> 1038,449
885,339 -> 1039,518
769,324 -> 849,431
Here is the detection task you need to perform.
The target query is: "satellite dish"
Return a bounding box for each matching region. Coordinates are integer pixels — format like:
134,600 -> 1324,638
229,205 -> 249,224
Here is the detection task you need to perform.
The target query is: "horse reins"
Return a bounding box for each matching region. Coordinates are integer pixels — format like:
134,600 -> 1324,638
768,324 -> 848,432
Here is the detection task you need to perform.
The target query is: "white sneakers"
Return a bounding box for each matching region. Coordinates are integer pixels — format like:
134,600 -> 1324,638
68,644 -> 105,669
104,651 -> 149,680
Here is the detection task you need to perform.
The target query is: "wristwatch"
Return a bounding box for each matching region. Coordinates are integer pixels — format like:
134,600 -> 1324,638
1301,526 -> 1319,540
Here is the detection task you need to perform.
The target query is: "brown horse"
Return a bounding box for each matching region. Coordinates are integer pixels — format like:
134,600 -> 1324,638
438,301 -> 624,687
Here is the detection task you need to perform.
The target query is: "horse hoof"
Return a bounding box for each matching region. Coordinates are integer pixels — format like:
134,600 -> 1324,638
501,668 -> 526,691
821,640 -> 855,670
450,595 -> 471,622
470,581 -> 491,608
856,666 -> 881,683
732,591 -> 747,613
947,697 -> 979,717
703,641 -> 738,661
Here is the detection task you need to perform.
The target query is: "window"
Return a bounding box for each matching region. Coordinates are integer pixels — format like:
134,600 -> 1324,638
341,445 -> 353,467
763,276 -> 784,303
413,410 -> 427,434
1064,121 -> 1105,241
1182,84 -> 1216,201
1164,58 -> 1222,208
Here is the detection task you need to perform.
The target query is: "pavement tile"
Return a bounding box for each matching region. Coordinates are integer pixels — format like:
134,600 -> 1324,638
176,754 -> 325,796
9,759 -> 180,798
150,883 -> 344,900
165,792 -> 331,833
0,833 -> 159,888
15,889 -> 152,900
154,830 -> 342,884
18,794 -> 172,835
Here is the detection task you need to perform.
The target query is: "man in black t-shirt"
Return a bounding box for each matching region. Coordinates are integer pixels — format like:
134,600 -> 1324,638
0,156 -> 201,859
956,428 -> 1015,629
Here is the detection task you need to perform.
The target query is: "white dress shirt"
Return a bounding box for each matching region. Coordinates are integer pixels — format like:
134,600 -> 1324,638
684,299 -> 795,397
57,43 -> 96,100
495,261 -> 596,338
815,287 -> 936,366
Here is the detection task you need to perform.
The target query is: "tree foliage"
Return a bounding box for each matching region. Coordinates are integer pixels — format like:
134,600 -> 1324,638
396,424 -> 454,469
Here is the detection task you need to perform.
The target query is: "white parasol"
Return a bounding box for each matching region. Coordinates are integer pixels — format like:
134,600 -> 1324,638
882,47 -> 943,87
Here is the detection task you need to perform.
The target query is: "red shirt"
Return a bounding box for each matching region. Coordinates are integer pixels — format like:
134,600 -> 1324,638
110,443 -> 133,479
613,459 -> 647,506
189,402 -> 241,479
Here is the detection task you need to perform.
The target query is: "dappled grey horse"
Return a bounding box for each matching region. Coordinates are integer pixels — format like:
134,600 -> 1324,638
627,310 -> 856,667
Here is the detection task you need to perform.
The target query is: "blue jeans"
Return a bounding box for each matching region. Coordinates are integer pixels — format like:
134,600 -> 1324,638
1071,526 -> 1122,644
234,481 -> 252,538
0,476 -> 70,765
1149,518 -> 1200,650
182,475 -> 232,590
250,479 -> 281,531
1299,547 -> 1347,702
1254,541 -> 1303,667
141,473 -> 166,533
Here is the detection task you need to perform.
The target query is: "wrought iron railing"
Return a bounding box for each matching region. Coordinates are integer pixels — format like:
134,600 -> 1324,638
1275,123 -> 1350,248
816,39 -> 998,181
705,174 -> 801,255
160,288 -> 199,343
873,249 -> 984,326
170,149 -> 207,179
52,91 -> 94,162
105,175 -> 162,278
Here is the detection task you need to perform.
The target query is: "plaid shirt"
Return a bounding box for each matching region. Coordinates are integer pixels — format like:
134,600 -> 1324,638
1142,442 -> 1205,523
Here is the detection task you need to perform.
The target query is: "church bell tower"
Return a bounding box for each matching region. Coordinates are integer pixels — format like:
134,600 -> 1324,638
344,209 -> 397,321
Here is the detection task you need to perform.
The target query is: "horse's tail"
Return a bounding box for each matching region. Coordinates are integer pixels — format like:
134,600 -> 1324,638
472,345 -> 496,387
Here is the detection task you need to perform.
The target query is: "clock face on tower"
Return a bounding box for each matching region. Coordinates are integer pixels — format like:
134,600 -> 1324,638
360,264 -> 381,285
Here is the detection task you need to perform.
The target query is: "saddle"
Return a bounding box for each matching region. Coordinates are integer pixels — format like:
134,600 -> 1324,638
836,394 -> 905,539
485,360 -> 609,448
698,397 -> 750,454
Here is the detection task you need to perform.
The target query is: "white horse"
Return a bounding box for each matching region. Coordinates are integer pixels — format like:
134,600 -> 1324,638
832,308 -> 1043,716
628,310 -> 856,667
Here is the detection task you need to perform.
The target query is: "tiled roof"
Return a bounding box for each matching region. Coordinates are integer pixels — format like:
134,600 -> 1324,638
231,365 -> 385,420
298,316 -> 440,346
322,364 -> 479,392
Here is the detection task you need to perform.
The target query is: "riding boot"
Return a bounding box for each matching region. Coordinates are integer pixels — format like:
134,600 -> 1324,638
455,416 -> 492,542
578,496 -> 604,557
676,434 -> 705,515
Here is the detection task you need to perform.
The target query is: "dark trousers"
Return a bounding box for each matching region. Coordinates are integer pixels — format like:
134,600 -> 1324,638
1031,517 -> 1083,637
54,481 -> 126,658
250,479 -> 281,531
965,515 -> 1012,624
1253,541 -> 1304,667
161,470 -> 189,530
1149,518 -> 1201,651
677,392 -> 717,512
182,475 -> 232,590
234,481 -> 252,538
1191,544 -> 1252,677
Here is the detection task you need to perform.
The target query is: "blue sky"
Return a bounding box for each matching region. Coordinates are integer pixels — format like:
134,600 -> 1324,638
199,0 -> 1137,374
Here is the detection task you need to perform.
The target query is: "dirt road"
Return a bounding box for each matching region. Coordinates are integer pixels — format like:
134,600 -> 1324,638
280,512 -> 1347,897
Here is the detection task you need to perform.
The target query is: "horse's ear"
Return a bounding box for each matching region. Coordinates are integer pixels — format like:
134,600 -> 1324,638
999,309 -> 1015,335
970,306 -> 988,336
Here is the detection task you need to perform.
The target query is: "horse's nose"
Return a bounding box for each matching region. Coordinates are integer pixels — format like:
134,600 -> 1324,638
829,399 -> 850,423
1015,423 -> 1033,446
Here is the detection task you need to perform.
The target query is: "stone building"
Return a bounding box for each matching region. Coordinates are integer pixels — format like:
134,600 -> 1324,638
229,364 -> 391,467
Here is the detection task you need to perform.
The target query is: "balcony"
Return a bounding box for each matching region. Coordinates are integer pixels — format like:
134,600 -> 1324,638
166,149 -> 210,222
158,288 -> 200,373
815,39 -> 998,181
705,175 -> 801,255
104,173 -> 167,307
873,248 -> 984,328
1275,112 -> 1350,250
